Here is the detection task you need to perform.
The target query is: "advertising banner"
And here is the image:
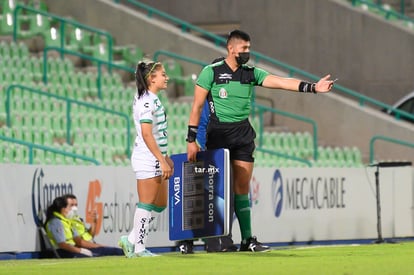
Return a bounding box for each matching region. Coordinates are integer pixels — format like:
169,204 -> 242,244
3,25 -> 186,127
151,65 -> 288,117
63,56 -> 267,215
0,164 -> 412,253
169,149 -> 230,241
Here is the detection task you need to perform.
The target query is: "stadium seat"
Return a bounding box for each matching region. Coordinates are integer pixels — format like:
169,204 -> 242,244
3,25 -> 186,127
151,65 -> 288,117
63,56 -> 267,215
65,26 -> 91,52
28,0 -> 48,11
120,45 -> 144,66
183,75 -> 196,96
0,11 -> 14,35
43,26 -> 62,48
163,59 -> 185,84
92,42 -> 108,62
19,13 -> 50,38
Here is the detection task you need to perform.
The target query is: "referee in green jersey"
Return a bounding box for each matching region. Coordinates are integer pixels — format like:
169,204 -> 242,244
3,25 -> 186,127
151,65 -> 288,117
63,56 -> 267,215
186,30 -> 334,252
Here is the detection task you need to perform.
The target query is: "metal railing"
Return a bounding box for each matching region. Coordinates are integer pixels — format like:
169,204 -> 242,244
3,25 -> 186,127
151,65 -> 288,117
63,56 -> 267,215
252,103 -> 319,162
5,84 -> 131,156
0,135 -> 99,165
256,147 -> 312,167
369,135 -> 414,164
13,4 -> 114,64
351,0 -> 413,23
153,50 -> 208,67
377,0 -> 407,15
43,46 -> 135,99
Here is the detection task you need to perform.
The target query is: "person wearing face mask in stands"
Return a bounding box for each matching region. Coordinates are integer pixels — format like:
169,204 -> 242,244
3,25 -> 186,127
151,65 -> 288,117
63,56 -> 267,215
186,30 -> 335,252
64,194 -> 97,242
45,196 -> 124,258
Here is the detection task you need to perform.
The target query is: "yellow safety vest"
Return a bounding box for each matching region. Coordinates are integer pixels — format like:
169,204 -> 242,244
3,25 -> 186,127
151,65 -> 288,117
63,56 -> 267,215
46,211 -> 76,248
70,216 -> 93,241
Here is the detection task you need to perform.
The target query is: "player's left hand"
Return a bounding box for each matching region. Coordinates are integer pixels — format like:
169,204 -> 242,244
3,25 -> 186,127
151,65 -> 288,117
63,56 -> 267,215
161,158 -> 173,180
315,74 -> 336,93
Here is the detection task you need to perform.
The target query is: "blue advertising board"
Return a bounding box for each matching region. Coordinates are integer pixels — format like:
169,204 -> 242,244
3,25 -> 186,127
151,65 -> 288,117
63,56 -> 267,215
169,148 -> 230,241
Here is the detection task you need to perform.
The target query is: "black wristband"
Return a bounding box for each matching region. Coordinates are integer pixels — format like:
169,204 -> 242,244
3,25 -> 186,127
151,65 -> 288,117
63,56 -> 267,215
299,81 -> 317,93
186,125 -> 198,143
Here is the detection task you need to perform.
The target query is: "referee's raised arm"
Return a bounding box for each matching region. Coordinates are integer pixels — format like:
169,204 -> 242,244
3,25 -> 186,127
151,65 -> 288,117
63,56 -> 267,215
262,73 -> 335,93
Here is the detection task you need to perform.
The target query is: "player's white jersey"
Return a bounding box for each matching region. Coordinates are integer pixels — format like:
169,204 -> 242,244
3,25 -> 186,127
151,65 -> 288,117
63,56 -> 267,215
131,91 -> 168,175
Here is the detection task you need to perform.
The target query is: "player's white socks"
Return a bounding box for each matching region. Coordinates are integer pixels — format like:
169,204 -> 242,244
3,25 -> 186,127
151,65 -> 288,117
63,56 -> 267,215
128,207 -> 152,253
149,211 -> 161,229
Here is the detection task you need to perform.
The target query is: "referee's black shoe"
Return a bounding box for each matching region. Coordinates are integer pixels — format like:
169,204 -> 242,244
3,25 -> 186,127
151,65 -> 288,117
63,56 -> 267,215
178,240 -> 194,254
239,236 -> 271,252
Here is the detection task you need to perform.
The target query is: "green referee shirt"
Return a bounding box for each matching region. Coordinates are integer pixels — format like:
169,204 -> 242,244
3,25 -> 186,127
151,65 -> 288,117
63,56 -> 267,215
196,60 -> 270,123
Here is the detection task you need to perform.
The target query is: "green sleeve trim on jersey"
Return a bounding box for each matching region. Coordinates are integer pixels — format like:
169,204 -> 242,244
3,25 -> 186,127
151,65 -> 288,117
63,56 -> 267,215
140,119 -> 152,123
154,105 -> 163,112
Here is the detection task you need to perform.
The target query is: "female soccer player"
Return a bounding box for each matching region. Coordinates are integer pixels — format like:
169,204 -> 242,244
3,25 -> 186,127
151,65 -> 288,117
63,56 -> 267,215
119,61 -> 172,257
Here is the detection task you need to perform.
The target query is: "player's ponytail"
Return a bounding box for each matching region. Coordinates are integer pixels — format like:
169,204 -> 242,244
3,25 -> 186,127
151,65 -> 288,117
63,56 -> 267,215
135,61 -> 148,98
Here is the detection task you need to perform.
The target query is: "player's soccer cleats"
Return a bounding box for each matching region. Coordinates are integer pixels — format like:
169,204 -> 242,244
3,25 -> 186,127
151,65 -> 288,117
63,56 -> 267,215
178,240 -> 194,254
131,249 -> 160,257
118,235 -> 134,258
239,236 -> 271,252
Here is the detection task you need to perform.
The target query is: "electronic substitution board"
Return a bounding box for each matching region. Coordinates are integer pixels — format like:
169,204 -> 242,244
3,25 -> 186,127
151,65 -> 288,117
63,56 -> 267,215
169,148 -> 230,241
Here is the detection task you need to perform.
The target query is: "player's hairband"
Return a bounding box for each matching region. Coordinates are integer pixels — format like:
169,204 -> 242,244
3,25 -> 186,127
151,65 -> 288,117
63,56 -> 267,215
145,62 -> 161,79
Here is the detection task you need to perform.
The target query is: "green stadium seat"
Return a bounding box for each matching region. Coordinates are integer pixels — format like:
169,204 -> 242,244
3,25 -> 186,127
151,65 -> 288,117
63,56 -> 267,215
29,56 -> 43,81
54,154 -> 64,165
92,42 -> 109,62
334,147 -> 346,167
351,146 -> 363,167
20,13 -> 50,38
66,26 -> 91,52
85,72 -> 98,94
43,26 -> 62,48
42,129 -> 53,144
62,58 -> 74,72
114,45 -> 144,66
27,0 -> 48,12
0,41 -> 9,56
183,75 -> 196,96
32,131 -> 42,144
163,59 -> 188,90
0,12 -> 14,35
76,71 -> 89,93
17,41 -> 29,57
7,42 -> 19,58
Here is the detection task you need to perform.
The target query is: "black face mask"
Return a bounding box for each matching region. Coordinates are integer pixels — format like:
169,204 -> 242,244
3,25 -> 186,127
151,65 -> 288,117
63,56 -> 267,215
236,52 -> 250,65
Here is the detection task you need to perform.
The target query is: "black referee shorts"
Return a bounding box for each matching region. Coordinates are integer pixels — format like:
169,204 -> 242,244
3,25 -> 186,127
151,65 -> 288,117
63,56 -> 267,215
206,119 -> 256,162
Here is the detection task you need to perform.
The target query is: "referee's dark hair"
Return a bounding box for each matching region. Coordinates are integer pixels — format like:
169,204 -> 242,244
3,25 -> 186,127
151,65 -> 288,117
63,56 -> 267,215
226,29 -> 250,46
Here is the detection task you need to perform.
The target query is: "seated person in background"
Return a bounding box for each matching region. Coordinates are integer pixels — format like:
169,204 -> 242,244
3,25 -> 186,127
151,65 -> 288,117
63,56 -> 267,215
64,194 -> 97,242
45,196 -> 124,258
